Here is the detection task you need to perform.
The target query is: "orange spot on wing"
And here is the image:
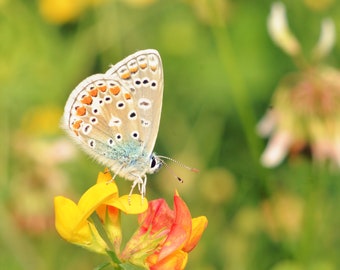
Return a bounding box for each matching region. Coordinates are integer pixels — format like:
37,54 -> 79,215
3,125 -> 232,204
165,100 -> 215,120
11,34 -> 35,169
89,89 -> 98,97
124,93 -> 132,100
76,106 -> 86,116
120,72 -> 131,80
110,85 -> 121,95
129,67 -> 138,73
81,95 -> 93,105
150,65 -> 157,71
72,120 -> 83,129
139,63 -> 147,69
98,85 -> 107,92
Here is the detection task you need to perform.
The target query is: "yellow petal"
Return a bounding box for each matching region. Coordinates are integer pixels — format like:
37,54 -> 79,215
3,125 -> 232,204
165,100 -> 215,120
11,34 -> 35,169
107,194 -> 148,214
77,182 -> 118,220
96,169 -> 114,184
54,196 -> 92,244
150,250 -> 188,270
183,216 -> 208,252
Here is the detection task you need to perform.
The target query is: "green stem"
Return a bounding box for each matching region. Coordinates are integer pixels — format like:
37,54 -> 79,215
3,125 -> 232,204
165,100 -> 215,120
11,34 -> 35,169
210,25 -> 262,162
91,212 -> 115,252
297,164 -> 325,265
209,22 -> 277,200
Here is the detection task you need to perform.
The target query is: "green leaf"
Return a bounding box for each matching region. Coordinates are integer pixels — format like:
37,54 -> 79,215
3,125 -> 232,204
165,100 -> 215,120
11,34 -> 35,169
94,262 -> 111,270
119,262 -> 148,270
106,249 -> 121,265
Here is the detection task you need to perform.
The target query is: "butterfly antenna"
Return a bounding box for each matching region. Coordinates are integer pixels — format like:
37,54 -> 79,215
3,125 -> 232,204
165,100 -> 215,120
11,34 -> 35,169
158,156 -> 200,173
160,160 -> 184,183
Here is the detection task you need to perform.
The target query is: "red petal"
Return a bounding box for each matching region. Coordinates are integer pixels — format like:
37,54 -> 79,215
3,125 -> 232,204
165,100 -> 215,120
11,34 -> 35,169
138,199 -> 174,235
157,193 -> 192,261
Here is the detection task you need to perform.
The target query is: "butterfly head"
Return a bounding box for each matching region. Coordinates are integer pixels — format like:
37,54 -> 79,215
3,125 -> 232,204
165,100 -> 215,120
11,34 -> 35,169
148,154 -> 163,174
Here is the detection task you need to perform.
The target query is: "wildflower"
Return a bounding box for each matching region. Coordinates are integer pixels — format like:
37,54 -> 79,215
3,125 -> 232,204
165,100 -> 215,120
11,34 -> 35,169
122,191 -> 208,269
39,0 -> 87,24
54,170 -> 148,254
123,0 -> 158,7
258,67 -> 340,167
267,2 -> 300,56
54,170 -> 207,269
258,2 -> 340,168
39,0 -> 102,24
312,18 -> 336,61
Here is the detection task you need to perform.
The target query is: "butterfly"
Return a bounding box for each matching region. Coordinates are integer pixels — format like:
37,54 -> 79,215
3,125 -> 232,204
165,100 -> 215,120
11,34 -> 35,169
62,49 -> 164,198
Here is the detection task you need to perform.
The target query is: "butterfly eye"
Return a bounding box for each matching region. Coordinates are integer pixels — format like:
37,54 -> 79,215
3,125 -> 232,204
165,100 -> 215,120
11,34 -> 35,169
150,157 -> 157,168
149,155 -> 162,172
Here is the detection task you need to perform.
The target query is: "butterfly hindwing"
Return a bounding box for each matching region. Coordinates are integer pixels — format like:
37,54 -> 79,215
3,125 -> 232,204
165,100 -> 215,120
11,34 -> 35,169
105,49 -> 163,154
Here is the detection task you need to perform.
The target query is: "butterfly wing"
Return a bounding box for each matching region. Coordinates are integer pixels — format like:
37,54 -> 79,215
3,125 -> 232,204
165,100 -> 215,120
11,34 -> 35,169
105,49 -> 163,155
62,50 -> 163,179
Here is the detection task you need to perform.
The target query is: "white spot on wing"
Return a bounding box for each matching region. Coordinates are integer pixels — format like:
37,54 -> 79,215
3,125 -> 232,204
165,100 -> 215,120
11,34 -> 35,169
109,116 -> 122,127
138,98 -> 152,110
141,119 -> 151,127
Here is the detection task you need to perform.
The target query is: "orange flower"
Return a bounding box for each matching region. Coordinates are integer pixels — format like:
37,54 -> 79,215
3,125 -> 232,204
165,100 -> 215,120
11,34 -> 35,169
122,192 -> 208,270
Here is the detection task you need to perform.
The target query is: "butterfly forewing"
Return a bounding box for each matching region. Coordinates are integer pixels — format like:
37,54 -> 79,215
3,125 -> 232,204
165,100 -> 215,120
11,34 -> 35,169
62,49 -> 163,179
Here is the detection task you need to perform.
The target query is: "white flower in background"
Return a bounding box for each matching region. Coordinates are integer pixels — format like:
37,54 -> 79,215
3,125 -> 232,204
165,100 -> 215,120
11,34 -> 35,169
259,3 -> 339,168
267,2 -> 301,56
312,18 -> 336,60
258,68 -> 340,168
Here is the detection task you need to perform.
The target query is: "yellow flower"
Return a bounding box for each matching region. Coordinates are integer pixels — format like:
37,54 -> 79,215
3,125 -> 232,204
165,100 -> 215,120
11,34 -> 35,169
39,0 -> 86,24
123,0 -> 158,7
54,170 -> 148,254
39,0 -> 103,24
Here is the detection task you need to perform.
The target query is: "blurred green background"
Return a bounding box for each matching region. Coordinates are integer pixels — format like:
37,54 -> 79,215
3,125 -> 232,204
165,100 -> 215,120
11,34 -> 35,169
2,0 -> 340,269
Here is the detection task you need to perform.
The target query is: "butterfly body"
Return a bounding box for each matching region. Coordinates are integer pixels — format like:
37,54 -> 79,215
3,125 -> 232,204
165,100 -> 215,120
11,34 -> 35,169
62,49 -> 164,196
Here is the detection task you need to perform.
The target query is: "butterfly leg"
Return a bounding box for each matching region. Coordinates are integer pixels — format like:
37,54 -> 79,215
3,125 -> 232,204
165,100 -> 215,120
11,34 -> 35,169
129,175 -> 147,200
140,175 -> 147,199
106,165 -> 124,183
129,179 -> 140,196
128,176 -> 144,205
